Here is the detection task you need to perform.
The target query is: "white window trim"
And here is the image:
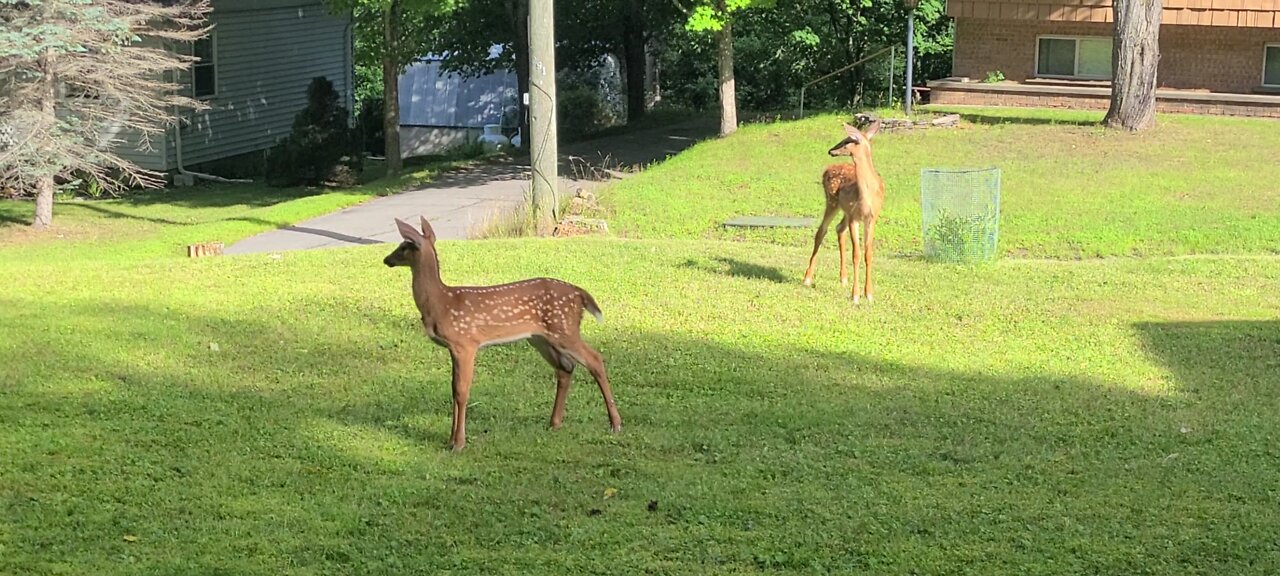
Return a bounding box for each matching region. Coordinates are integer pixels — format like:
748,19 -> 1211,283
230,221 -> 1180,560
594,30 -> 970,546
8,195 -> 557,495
191,31 -> 218,100
1034,35 -> 1113,81
1264,43 -> 1280,88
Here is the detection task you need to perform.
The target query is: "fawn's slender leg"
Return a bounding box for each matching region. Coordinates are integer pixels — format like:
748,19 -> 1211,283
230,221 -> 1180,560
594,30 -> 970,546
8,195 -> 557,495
803,202 -> 839,286
550,369 -> 573,429
835,216 -> 850,286
448,346 -> 477,451
863,217 -> 876,303
530,338 -> 574,429
566,340 -> 621,433
850,219 -> 861,303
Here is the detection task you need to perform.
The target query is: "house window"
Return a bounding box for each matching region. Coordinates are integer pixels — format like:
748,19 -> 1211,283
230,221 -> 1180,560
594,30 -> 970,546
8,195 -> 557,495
1036,36 -> 1113,80
1265,45 -> 1280,87
192,34 -> 217,98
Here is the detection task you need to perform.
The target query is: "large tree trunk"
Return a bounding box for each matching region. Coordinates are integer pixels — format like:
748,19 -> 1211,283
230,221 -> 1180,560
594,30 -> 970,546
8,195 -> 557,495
715,14 -> 737,137
382,0 -> 403,173
33,51 -> 56,230
622,0 -> 647,123
1105,0 -> 1162,131
508,0 -> 531,151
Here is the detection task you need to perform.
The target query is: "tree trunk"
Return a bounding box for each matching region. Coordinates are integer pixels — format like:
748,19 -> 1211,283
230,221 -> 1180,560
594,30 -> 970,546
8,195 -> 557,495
34,177 -> 54,229
508,0 -> 531,151
1105,0 -> 1162,131
715,15 -> 737,137
622,0 -> 647,123
382,0 -> 403,173
33,51 -> 57,230
645,37 -> 661,107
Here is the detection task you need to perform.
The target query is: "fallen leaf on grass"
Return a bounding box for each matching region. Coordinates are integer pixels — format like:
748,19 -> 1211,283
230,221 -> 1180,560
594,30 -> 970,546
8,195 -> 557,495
122,535 -> 139,543
603,487 -> 618,500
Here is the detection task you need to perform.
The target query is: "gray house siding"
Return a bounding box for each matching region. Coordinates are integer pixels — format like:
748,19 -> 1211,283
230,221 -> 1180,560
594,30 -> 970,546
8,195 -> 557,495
169,1 -> 353,169
109,126 -> 168,173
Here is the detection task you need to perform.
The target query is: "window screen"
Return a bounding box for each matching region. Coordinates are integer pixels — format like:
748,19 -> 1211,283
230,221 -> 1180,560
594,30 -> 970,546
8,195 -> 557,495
1076,38 -> 1113,79
1266,46 -> 1280,86
1037,38 -> 1076,77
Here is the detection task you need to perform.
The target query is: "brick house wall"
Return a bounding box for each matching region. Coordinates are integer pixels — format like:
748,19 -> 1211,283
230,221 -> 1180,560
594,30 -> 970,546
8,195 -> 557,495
930,87 -> 1280,118
1160,25 -> 1280,91
952,19 -> 1109,82
952,19 -> 1280,92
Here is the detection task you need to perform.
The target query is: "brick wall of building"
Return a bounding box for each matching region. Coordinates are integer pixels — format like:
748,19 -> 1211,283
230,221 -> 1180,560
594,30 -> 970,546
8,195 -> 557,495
953,18 -> 1280,92
930,87 -> 1280,118
1160,25 -> 1280,91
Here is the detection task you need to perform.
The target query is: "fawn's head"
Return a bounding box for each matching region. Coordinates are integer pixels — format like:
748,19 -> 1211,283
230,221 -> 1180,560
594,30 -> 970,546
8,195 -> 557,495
827,120 -> 881,161
384,217 -> 438,268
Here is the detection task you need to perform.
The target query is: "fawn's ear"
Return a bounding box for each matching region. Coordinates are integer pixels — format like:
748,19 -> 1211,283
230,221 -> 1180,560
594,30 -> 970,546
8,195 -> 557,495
396,218 -> 424,247
842,122 -> 863,144
863,120 -> 881,140
419,216 -> 437,244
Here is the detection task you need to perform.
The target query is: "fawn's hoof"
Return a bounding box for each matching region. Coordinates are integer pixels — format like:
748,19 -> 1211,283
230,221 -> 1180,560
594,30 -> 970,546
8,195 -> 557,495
610,423 -> 622,434
802,277 -> 814,287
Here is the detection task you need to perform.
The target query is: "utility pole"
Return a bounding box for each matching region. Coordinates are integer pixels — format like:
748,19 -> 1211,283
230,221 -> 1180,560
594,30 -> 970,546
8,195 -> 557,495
903,0 -> 919,116
528,0 -> 558,233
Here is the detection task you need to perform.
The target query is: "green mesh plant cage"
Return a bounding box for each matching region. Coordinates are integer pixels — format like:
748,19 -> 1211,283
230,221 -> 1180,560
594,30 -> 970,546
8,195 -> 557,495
920,167 -> 1001,263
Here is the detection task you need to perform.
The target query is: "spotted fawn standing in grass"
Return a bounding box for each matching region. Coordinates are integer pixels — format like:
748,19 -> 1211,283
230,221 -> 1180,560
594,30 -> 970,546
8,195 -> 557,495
383,217 -> 622,452
802,119 -> 885,304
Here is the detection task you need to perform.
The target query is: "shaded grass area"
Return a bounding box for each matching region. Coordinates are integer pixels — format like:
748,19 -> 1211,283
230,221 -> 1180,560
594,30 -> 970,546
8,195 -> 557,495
601,107 -> 1280,258
4,107 -> 1280,573
0,156 -> 469,263
3,237 -> 1280,574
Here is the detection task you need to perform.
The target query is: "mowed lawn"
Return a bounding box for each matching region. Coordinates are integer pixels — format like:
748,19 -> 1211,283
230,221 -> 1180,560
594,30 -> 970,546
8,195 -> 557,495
3,109 -> 1280,574
604,107 -> 1280,258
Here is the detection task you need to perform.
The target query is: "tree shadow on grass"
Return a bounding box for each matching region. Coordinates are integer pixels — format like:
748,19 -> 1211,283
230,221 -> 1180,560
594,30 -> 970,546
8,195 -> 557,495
3,300 -> 1279,574
63,201 -> 286,229
946,110 -> 1102,127
1133,320 -> 1280,405
680,256 -> 791,284
0,211 -> 28,226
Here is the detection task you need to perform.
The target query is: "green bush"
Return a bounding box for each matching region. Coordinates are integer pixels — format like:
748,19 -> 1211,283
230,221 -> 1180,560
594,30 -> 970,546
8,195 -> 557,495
924,207 -> 1000,263
266,77 -> 361,188
557,85 -> 607,139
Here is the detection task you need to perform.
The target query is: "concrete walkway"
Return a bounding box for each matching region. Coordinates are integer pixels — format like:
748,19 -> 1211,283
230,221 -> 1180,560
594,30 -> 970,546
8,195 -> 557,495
225,120 -> 715,255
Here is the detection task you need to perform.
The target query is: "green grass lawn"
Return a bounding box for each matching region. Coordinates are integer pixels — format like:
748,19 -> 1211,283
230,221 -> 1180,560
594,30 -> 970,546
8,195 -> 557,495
0,156 -> 467,264
3,108 -> 1280,574
603,107 -> 1280,258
